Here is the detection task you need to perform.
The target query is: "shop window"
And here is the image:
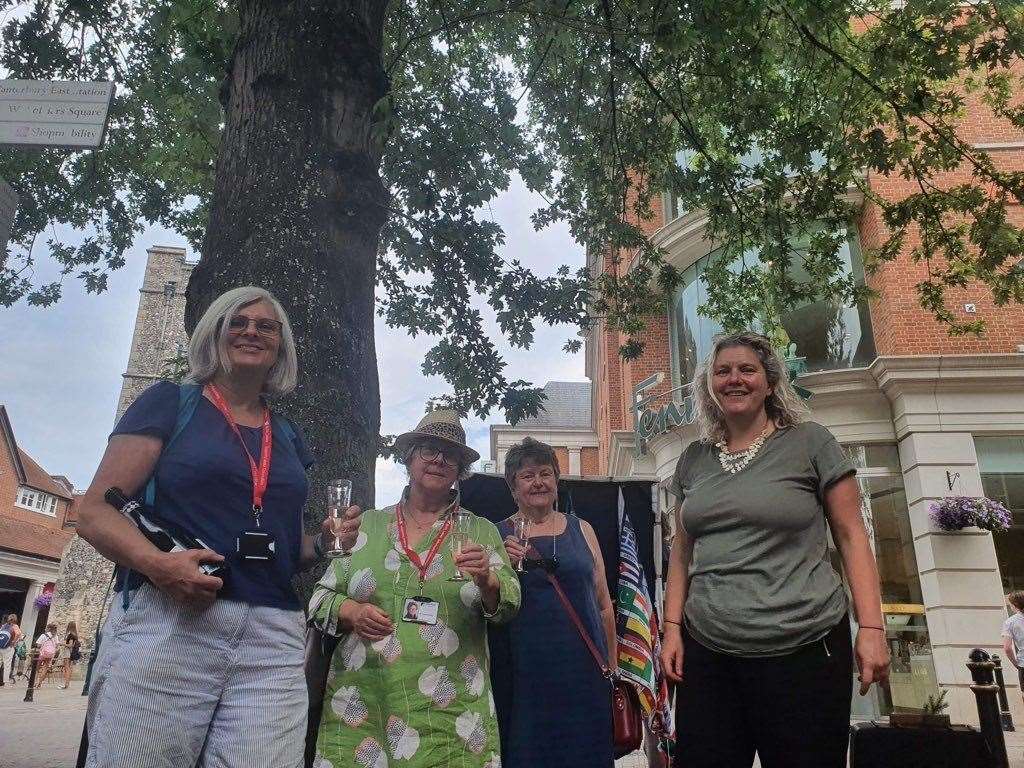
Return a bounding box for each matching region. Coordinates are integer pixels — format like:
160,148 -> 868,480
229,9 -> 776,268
835,444 -> 937,718
976,437 -> 1024,591
669,228 -> 876,389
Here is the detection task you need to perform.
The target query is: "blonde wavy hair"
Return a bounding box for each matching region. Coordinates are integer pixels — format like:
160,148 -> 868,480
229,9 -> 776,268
692,331 -> 809,444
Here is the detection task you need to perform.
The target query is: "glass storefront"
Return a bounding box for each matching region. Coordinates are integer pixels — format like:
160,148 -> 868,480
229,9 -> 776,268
840,444 -> 938,717
976,436 -> 1024,591
668,229 -> 877,389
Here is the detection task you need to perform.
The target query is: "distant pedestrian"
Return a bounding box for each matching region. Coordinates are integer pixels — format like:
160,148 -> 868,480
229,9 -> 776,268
13,636 -> 28,681
60,621 -> 82,690
0,613 -> 24,685
1001,591 -> 1024,701
35,622 -> 60,688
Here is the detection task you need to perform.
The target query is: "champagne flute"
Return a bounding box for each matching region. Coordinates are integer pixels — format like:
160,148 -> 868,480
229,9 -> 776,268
512,516 -> 531,572
326,479 -> 353,558
448,509 -> 473,582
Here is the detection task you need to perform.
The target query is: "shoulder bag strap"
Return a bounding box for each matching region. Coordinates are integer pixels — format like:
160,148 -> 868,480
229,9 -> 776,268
534,546 -> 611,679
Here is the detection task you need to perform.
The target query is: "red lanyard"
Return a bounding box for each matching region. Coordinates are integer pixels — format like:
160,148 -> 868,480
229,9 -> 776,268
206,384 -> 272,525
395,502 -> 453,587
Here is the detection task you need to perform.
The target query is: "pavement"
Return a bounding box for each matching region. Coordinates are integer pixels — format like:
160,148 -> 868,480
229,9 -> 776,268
4,680 -> 1024,768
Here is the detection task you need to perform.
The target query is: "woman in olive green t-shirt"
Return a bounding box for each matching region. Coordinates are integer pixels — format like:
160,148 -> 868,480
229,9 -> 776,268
659,331 -> 890,768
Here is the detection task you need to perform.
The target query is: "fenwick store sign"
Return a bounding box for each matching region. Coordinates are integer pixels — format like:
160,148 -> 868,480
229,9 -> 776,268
633,373 -> 695,456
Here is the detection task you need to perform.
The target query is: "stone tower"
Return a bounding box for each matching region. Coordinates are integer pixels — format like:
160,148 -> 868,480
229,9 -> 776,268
49,246 -> 193,645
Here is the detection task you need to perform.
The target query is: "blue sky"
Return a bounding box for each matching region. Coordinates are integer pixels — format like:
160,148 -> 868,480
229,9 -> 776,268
0,178 -> 587,504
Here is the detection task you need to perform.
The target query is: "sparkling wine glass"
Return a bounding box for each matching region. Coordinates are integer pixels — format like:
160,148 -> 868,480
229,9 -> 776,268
512,517 -> 531,572
326,479 -> 353,558
448,509 -> 473,581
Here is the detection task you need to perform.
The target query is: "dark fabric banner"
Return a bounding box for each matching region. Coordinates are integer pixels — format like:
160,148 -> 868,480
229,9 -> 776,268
460,474 -> 657,601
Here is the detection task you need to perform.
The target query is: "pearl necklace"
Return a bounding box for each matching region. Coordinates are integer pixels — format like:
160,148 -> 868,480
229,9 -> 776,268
716,423 -> 772,474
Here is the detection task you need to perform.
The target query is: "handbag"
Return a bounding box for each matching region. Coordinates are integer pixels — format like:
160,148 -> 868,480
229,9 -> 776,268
537,553 -> 644,758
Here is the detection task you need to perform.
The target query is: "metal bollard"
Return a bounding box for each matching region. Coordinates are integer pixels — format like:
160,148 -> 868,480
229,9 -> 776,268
992,654 -> 1015,732
968,649 -> 1010,768
22,648 -> 39,703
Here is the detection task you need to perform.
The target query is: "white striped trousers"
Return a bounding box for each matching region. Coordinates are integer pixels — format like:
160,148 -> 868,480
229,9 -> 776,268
85,584 -> 307,768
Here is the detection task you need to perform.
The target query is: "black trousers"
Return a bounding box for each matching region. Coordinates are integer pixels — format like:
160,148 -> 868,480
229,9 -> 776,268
673,615 -> 853,768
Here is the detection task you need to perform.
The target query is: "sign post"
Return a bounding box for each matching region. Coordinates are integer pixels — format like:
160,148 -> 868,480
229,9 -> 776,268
0,176 -> 17,255
0,80 -> 115,149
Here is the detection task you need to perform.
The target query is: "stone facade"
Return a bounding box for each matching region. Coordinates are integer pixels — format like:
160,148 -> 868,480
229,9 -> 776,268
49,246 -> 193,647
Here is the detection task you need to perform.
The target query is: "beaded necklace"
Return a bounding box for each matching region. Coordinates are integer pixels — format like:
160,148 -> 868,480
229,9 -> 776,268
716,422 -> 773,474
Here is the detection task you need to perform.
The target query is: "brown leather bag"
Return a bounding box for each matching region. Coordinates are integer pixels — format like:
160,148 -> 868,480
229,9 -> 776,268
541,563 -> 644,758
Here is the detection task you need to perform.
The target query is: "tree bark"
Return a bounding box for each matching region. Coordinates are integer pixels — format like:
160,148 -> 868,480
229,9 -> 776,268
185,0 -> 390,596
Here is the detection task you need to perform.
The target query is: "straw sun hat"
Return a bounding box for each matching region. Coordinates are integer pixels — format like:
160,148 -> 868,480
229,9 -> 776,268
393,410 -> 481,465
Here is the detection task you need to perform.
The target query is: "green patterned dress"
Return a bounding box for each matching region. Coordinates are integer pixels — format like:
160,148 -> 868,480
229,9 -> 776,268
310,505 -> 521,768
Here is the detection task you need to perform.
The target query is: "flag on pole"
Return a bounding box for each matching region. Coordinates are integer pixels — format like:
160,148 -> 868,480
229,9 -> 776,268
616,489 -> 674,751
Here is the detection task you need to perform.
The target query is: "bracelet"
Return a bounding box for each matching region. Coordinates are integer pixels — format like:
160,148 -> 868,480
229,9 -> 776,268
664,619 -> 682,626
859,625 -> 885,631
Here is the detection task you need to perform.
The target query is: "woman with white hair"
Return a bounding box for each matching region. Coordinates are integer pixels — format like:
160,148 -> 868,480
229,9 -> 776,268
309,410 -> 520,768
77,286 -> 359,768
659,331 -> 890,768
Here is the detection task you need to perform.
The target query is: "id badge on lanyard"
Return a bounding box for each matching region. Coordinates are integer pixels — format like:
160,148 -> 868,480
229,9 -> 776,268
206,384 -> 277,562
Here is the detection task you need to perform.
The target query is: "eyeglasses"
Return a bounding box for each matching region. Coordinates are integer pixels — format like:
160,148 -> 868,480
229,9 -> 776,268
227,315 -> 283,338
523,556 -> 559,573
416,444 -> 460,467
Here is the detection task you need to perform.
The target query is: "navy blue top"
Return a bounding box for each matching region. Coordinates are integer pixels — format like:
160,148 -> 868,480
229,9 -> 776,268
111,380 -> 313,610
488,515 -> 613,768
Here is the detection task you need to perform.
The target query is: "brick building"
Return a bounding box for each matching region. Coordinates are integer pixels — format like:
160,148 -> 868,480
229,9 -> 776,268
589,88 -> 1024,725
0,405 -> 75,642
489,381 -> 600,476
48,245 -> 193,646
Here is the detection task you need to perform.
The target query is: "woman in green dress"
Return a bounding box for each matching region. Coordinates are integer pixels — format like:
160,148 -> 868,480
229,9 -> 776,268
310,410 -> 521,768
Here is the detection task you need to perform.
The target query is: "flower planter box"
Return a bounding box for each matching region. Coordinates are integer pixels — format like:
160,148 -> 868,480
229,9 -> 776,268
889,712 -> 952,729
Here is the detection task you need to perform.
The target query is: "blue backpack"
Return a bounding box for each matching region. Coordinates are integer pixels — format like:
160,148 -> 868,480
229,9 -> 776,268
0,623 -> 12,649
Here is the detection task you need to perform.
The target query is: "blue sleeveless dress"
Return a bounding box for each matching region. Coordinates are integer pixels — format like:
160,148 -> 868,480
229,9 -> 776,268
490,515 -> 614,768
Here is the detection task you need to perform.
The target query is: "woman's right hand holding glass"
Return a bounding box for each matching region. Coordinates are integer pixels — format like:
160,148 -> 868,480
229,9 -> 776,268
660,622 -> 684,683
503,535 -> 528,568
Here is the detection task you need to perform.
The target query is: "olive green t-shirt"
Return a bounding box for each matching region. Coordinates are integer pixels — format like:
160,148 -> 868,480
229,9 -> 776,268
669,422 -> 855,657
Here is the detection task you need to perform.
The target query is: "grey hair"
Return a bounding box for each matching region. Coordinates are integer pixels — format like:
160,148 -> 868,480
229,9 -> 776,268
185,286 -> 298,396
692,331 -> 809,444
401,442 -> 474,482
503,437 -> 560,487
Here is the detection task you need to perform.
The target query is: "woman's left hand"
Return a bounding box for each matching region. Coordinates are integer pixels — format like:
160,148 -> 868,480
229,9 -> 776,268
454,542 -> 493,585
855,627 -> 891,695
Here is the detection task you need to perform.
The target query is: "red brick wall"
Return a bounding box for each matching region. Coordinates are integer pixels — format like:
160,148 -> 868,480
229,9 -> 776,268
860,96 -> 1024,355
0,438 -> 19,522
553,447 -> 570,475
581,447 -> 600,476
593,178 -> 678,473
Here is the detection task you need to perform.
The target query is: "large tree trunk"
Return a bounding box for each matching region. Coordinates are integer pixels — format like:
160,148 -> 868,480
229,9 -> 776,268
185,0 -> 390,596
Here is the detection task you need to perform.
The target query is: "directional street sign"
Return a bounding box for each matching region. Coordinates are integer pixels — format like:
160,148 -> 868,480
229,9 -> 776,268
0,80 -> 115,149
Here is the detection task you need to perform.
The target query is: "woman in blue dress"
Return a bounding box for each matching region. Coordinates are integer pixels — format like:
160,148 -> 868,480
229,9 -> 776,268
492,437 -> 617,768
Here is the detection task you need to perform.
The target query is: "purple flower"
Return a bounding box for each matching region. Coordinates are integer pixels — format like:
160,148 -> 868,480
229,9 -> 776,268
33,591 -> 53,609
930,496 -> 1012,532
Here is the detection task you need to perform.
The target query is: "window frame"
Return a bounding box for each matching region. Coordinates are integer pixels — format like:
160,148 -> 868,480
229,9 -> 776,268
14,486 -> 57,517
